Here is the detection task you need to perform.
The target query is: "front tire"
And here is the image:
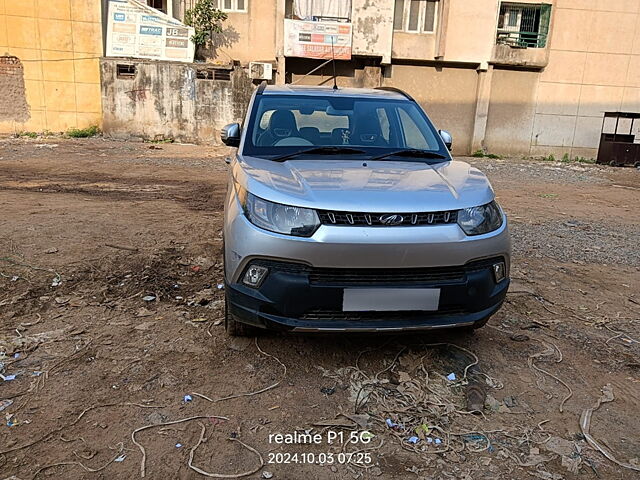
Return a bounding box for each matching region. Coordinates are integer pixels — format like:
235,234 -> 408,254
224,293 -> 260,337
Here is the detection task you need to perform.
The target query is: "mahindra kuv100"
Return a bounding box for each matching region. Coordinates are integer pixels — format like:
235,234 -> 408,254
220,84 -> 510,336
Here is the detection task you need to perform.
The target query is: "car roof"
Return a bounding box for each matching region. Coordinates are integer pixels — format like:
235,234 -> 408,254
261,84 -> 411,100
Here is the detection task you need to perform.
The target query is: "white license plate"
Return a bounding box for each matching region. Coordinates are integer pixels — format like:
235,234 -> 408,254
342,288 -> 440,312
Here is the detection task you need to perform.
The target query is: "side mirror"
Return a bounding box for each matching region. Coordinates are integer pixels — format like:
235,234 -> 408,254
439,130 -> 452,151
221,123 -> 241,147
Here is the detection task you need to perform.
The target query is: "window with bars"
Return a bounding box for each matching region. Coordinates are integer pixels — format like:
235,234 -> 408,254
213,0 -> 247,12
147,0 -> 166,13
393,0 -> 438,34
496,3 -> 551,48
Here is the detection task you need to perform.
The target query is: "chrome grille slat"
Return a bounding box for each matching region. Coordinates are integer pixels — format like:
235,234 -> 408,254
317,209 -> 458,226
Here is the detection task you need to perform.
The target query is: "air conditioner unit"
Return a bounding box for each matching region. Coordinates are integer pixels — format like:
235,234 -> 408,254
249,62 -> 273,80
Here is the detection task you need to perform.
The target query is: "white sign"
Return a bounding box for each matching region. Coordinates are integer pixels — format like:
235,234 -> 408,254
106,0 -> 195,62
284,19 -> 352,60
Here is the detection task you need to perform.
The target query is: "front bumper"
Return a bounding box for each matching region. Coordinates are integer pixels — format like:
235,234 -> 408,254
226,258 -> 509,332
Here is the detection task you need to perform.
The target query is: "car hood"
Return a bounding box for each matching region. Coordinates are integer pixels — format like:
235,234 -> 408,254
235,156 -> 495,212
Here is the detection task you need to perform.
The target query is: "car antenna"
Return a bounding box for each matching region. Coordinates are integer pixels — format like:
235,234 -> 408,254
330,35 -> 338,90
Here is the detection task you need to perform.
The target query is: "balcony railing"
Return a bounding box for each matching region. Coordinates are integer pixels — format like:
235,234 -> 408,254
496,30 -> 547,48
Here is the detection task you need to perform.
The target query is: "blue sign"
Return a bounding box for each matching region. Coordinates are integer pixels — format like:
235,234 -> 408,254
140,26 -> 163,36
141,15 -> 160,23
114,13 -> 125,21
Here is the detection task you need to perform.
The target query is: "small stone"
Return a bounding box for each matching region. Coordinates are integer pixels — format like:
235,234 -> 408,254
45,247 -> 58,254
136,307 -> 154,317
228,337 -> 251,352
134,321 -> 155,331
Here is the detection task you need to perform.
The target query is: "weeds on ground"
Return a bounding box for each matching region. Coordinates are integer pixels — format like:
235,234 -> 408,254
542,153 -> 595,164
16,131 -> 38,138
66,125 -> 100,138
472,149 -> 501,159
574,156 -> 596,164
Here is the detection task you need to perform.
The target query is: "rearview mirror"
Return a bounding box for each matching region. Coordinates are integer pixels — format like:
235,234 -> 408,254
221,123 -> 241,147
439,130 -> 452,151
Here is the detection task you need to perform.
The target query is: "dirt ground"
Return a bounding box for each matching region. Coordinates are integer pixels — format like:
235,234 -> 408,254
0,137 -> 639,480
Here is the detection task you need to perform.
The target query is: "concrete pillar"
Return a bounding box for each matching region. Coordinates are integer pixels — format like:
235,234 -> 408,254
471,64 -> 493,153
435,0 -> 451,59
275,0 -> 286,84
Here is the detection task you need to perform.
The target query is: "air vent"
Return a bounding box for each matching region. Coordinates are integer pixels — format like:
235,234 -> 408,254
116,64 -> 136,79
196,69 -> 213,80
214,69 -> 231,81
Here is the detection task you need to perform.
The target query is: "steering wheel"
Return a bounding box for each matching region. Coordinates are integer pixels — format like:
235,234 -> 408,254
274,137 -> 313,147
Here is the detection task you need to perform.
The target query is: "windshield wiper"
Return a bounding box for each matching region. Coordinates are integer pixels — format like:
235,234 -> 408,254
369,149 -> 448,162
271,146 -> 366,162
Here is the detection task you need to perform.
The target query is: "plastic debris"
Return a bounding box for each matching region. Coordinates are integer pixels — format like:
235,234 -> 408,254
446,372 -> 457,381
386,418 -> 398,428
320,387 -> 336,395
426,437 -> 433,443
13,353 -> 19,359
0,399 -> 13,412
2,374 -> 16,381
183,395 -> 193,403
175,443 -> 183,448
407,436 -> 420,444
435,438 -> 442,445
192,318 -> 208,323
217,283 -> 225,290
33,371 -> 43,377
262,471 -> 274,479
115,454 -> 126,462
51,277 -> 62,287
6,415 -> 17,427
142,295 -> 156,302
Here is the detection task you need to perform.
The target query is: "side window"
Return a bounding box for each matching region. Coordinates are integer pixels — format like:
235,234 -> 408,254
398,108 -> 429,149
376,108 -> 390,142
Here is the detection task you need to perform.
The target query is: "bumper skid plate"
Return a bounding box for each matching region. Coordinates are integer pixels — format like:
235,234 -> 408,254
227,258 -> 509,332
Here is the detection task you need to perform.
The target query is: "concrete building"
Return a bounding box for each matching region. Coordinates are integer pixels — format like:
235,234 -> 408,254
0,0 -> 103,134
178,0 -> 640,157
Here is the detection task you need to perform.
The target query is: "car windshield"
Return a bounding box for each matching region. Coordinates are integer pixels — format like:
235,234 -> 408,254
242,94 -> 448,159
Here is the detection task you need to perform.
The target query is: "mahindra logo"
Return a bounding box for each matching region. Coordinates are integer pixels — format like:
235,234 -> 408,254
379,214 -> 404,226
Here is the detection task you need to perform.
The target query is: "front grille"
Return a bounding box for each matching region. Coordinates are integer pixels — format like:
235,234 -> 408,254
309,266 -> 465,285
317,209 -> 458,226
249,257 -> 503,287
302,308 -> 466,321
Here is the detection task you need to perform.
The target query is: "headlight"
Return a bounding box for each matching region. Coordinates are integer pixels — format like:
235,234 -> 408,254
239,189 -> 320,237
457,201 -> 503,236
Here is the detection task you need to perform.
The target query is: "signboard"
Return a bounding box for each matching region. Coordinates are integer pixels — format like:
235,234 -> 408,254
106,0 -> 195,62
284,19 -> 352,60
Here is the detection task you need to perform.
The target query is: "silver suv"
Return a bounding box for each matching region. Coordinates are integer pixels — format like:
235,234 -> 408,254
221,84 -> 510,336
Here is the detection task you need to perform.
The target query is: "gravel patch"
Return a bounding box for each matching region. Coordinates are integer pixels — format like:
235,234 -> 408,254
511,219 -> 640,267
465,158 -> 611,185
